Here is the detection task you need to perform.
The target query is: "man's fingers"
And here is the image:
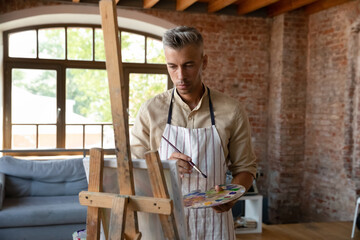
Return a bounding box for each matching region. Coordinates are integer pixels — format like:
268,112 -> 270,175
170,152 -> 192,162
212,204 -> 230,213
178,161 -> 192,174
168,152 -> 193,175
212,199 -> 237,213
215,185 -> 223,192
212,205 -> 227,213
177,159 -> 192,169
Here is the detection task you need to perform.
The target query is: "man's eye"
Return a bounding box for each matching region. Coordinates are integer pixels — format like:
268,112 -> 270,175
168,65 -> 177,69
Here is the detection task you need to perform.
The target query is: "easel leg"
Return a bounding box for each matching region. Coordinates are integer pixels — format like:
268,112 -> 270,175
86,148 -> 104,240
108,196 -> 128,240
99,0 -> 139,238
145,151 -> 180,239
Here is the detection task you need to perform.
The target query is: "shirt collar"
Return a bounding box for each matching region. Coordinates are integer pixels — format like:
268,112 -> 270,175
173,84 -> 208,111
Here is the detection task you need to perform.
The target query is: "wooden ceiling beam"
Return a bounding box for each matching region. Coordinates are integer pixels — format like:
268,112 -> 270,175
177,0 -> 198,11
305,0 -> 352,15
208,0 -> 238,13
237,0 -> 279,15
143,0 -> 160,8
267,0 -> 318,17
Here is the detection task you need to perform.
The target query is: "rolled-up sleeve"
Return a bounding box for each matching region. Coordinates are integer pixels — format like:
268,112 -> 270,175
227,106 -> 257,178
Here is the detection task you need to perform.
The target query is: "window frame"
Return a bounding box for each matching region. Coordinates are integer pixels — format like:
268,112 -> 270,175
3,24 -> 169,155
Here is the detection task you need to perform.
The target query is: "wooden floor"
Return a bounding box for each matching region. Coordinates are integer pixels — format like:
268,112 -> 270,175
236,221 -> 358,240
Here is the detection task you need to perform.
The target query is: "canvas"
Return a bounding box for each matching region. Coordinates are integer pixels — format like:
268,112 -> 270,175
82,157 -> 188,240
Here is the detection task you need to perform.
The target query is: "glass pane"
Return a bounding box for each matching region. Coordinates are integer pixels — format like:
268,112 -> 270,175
12,69 -> 57,124
39,27 -> 65,59
95,28 -> 105,61
38,125 -> 56,148
121,31 -> 145,63
103,125 -> 115,149
9,30 -> 37,58
67,27 -> 93,60
66,125 -> 83,149
129,73 -> 167,124
85,125 -> 101,148
147,37 -> 166,64
12,125 -> 36,149
66,69 -> 111,124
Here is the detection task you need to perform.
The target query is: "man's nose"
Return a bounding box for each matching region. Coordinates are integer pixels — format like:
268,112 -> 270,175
177,67 -> 185,80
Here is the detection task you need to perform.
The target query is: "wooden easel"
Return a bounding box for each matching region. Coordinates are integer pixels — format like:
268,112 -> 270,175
78,0 -> 180,239
80,149 -> 179,239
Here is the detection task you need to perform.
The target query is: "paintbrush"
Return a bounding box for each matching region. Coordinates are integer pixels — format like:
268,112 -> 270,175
161,136 -> 207,178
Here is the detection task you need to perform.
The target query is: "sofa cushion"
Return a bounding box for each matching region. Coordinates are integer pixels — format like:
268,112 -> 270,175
0,156 -> 86,182
0,196 -> 87,228
0,156 -> 88,197
6,176 -> 88,197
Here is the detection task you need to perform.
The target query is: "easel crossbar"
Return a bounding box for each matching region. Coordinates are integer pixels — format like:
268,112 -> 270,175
79,191 -> 173,215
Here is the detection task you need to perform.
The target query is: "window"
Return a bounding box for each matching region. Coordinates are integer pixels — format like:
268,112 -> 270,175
3,25 -> 170,153
11,68 -> 57,149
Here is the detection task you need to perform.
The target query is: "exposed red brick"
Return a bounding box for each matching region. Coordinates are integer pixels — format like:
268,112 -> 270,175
303,0 -> 360,222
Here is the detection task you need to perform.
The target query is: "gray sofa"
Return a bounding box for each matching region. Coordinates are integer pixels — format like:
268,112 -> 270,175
0,156 -> 88,240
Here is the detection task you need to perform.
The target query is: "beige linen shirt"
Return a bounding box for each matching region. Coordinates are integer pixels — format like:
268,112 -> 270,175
130,86 -> 257,177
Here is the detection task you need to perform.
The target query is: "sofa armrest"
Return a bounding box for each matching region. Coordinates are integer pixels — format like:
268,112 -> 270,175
0,173 -> 5,210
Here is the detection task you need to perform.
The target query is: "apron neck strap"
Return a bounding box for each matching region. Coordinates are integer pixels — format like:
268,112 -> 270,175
167,87 -> 215,125
167,89 -> 175,124
208,88 -> 215,125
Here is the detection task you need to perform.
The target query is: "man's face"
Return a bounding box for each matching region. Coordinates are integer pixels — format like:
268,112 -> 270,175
164,44 -> 207,96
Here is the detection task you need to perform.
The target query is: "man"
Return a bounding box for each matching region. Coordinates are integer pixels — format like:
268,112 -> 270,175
131,26 -> 257,239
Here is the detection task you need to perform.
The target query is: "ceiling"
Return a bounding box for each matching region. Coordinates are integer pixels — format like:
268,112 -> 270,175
53,0 -> 354,17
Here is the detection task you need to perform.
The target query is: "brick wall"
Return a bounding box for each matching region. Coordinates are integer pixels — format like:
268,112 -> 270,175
2,0 -> 360,224
0,0 -> 55,14
351,21 -> 360,197
267,10 -> 308,223
303,1 -> 360,222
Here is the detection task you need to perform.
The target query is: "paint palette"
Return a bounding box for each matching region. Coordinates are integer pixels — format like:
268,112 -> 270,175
183,184 -> 246,209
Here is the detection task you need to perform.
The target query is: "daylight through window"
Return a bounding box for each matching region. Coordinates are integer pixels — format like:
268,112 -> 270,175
4,25 -> 169,153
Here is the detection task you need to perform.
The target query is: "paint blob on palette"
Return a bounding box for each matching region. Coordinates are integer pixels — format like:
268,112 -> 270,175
183,184 -> 246,209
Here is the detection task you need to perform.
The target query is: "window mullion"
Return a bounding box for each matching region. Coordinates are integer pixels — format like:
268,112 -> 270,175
145,36 -> 147,64
93,27 -> 95,61
65,27 -> 68,60
36,29 -> 39,59
3,64 -> 12,149
57,66 -> 66,148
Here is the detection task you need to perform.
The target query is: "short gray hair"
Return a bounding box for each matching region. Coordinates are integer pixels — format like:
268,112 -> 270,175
162,26 -> 203,50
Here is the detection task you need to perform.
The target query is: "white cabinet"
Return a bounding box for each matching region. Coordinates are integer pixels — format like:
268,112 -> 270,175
234,194 -> 263,234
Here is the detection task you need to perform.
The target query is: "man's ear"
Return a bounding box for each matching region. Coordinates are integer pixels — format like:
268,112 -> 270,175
202,54 -> 208,70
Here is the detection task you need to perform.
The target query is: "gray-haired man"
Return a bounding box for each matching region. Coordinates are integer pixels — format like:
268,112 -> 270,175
131,26 -> 257,239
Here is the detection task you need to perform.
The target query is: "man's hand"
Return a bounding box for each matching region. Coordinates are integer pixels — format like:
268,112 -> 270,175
211,172 -> 254,213
168,152 -> 193,178
211,185 -> 237,213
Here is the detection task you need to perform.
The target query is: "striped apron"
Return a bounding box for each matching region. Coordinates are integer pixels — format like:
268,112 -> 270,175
159,89 -> 236,240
